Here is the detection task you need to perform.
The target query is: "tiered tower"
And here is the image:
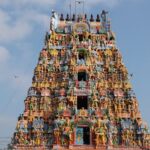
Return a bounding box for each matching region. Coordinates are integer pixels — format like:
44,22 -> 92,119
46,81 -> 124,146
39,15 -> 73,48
11,10 -> 150,150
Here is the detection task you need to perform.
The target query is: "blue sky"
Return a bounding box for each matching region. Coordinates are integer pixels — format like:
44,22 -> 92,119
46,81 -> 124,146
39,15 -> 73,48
0,0 -> 150,148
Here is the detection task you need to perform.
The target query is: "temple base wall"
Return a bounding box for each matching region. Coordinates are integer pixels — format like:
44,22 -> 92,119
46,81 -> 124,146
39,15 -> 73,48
13,145 -> 146,150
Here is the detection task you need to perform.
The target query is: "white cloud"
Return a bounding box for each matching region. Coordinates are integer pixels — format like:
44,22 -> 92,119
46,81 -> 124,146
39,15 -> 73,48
0,46 -> 10,63
0,0 -> 9,6
28,0 -> 57,6
69,0 -> 141,10
22,10 -> 50,29
0,0 -> 57,9
85,0 -> 120,7
0,0 -> 130,45
0,0 -> 55,43
0,5 -> 51,44
62,0 -> 122,15
0,10 -> 32,43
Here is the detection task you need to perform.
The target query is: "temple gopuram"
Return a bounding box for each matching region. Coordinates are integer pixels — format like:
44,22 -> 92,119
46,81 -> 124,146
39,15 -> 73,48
10,10 -> 150,150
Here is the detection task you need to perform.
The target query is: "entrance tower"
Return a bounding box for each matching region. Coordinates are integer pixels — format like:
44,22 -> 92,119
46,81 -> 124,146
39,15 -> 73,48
11,10 -> 150,150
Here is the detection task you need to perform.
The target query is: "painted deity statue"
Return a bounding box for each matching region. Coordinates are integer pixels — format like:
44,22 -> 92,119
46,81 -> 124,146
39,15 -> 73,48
50,10 -> 59,32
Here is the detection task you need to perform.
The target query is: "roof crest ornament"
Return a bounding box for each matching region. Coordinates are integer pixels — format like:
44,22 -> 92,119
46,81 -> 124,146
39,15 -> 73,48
50,10 -> 59,33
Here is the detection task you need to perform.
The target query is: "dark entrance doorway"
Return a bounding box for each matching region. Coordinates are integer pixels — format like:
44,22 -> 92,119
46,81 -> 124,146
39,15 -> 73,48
78,71 -> 87,81
77,96 -> 88,109
79,34 -> 83,42
76,127 -> 90,145
79,52 -> 85,60
83,127 -> 90,144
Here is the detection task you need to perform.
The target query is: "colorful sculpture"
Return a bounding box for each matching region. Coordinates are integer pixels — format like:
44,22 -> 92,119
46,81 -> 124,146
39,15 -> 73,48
10,10 -> 150,150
